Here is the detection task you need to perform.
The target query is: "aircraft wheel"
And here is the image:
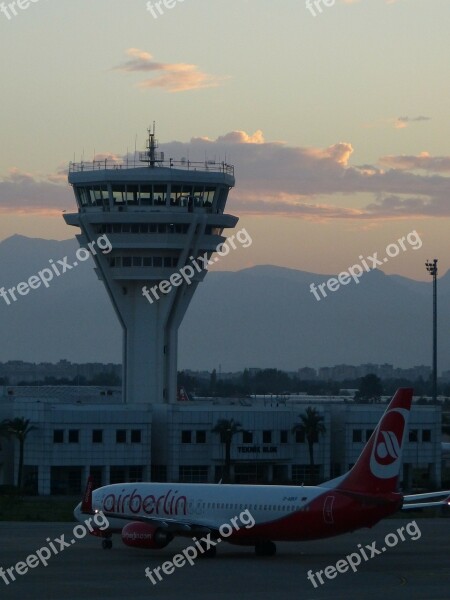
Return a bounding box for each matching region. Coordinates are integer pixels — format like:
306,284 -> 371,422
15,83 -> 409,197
255,541 -> 276,556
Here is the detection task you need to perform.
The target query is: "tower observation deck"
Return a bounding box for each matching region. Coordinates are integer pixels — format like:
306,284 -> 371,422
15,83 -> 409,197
64,127 -> 238,404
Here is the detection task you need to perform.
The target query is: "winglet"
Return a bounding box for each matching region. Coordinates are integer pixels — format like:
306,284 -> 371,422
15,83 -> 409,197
81,476 -> 94,514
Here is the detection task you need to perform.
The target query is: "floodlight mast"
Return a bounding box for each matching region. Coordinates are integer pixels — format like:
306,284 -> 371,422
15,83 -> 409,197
425,259 -> 438,404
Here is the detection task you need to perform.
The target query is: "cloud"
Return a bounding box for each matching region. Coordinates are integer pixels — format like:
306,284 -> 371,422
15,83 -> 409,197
3,131 -> 450,220
114,48 -> 227,93
0,169 -> 73,215
215,130 -> 265,144
379,152 -> 450,173
157,132 -> 450,220
393,115 -> 431,129
154,130 -> 450,220
364,115 -> 431,130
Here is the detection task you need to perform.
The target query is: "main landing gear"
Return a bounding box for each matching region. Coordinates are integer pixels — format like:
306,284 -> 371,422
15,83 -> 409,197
101,536 -> 113,550
255,541 -> 277,556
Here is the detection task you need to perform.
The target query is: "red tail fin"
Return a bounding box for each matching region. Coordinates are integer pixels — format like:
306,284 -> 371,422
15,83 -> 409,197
81,476 -> 94,513
335,388 -> 413,494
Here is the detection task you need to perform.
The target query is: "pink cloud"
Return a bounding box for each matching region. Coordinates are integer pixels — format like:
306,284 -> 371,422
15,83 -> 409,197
379,152 -> 450,173
0,169 -> 73,215
115,48 -> 227,93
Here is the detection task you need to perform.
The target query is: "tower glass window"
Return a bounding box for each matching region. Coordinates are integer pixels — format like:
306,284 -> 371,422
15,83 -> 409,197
126,185 -> 139,204
154,185 -> 167,205
112,185 -> 126,205
139,185 -> 153,205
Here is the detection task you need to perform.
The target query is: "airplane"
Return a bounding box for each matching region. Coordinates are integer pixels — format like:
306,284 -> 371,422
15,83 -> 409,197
74,388 -> 450,556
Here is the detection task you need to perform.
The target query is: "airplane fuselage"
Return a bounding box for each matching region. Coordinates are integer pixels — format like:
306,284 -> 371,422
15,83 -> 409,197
75,482 -> 403,543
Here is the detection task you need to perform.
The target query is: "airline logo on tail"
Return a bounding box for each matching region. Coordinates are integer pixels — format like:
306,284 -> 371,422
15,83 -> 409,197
370,408 -> 408,479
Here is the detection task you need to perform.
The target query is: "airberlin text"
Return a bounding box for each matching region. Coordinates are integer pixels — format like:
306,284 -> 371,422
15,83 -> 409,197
103,488 -> 187,516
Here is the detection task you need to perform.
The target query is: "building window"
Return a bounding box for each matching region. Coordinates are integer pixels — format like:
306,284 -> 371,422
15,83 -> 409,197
181,430 -> 192,443
409,429 -> 418,442
422,429 -> 431,442
295,430 -> 305,443
53,430 -> 64,444
131,430 -> 142,444
116,430 -> 127,444
280,430 -> 288,444
292,464 -> 320,483
92,430 -> 103,444
196,430 -> 206,444
68,430 -> 79,444
242,431 -> 253,444
352,429 -> 362,443
129,466 -> 143,482
263,430 -> 272,444
110,467 -> 126,484
179,466 -> 209,483
365,429 -> 373,441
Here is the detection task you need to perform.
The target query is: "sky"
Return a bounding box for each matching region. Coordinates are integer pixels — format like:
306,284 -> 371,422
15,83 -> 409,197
1,0 -> 450,280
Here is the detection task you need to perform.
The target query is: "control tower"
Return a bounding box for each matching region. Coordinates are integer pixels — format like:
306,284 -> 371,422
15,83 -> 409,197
64,126 -> 238,404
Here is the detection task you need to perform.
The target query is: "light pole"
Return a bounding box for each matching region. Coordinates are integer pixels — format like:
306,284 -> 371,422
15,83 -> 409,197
425,259 -> 438,403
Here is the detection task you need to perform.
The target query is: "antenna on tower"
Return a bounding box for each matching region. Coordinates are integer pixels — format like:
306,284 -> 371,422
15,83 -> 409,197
147,121 -> 158,167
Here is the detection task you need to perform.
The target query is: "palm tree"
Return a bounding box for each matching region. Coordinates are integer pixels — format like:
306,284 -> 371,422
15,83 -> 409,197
211,418 -> 242,483
1,418 -> 37,489
292,407 -> 326,483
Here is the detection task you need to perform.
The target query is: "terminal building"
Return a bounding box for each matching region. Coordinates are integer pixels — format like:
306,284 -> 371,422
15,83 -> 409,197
0,128 -> 444,494
0,387 -> 443,494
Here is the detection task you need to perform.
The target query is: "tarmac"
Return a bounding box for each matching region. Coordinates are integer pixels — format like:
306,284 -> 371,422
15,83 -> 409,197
0,518 -> 449,600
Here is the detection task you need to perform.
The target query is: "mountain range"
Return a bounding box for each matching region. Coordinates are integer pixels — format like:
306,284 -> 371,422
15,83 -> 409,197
0,235 -> 447,372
